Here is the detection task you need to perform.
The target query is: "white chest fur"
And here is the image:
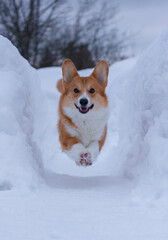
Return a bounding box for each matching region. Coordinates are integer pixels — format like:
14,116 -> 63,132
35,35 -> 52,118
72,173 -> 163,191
63,107 -> 109,147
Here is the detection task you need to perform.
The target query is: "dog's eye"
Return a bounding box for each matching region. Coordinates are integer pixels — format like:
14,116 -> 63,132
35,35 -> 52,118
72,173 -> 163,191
89,88 -> 95,94
74,88 -> 80,93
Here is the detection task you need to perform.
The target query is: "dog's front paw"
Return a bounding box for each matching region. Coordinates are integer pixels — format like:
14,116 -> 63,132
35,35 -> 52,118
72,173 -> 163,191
78,152 -> 92,167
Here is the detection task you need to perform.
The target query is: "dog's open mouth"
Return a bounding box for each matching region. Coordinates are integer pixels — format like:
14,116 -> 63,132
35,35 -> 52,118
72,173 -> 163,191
75,103 -> 94,114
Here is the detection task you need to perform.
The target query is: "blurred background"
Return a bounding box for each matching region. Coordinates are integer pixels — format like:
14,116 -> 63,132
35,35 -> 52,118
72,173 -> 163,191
0,0 -> 167,70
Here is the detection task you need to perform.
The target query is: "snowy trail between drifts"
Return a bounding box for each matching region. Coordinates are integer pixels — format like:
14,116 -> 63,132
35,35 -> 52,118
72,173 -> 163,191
1,182 -> 168,240
1,33 -> 168,239
1,60 -> 167,240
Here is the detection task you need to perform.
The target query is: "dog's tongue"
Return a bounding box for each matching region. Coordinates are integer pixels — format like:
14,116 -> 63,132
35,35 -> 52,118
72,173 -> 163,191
81,107 -> 87,112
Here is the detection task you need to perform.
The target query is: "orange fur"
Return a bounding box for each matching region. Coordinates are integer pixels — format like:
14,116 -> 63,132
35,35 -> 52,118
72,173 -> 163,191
58,120 -> 80,151
99,125 -> 107,151
56,79 -> 64,93
57,59 -> 109,166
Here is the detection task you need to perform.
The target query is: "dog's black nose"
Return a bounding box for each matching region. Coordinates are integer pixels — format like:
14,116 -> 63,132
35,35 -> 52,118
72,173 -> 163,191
80,98 -> 88,106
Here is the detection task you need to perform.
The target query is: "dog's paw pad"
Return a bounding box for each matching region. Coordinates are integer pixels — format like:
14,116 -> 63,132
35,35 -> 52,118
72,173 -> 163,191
79,152 -> 92,167
80,153 -> 84,159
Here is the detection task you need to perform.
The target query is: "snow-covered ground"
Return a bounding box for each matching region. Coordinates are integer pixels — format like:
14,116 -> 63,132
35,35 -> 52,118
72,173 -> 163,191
1,32 -> 168,239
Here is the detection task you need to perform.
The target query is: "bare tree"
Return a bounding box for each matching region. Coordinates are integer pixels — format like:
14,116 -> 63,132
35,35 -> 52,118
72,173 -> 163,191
0,0 -> 129,69
85,1 -> 123,64
57,0 -> 127,69
0,0 -> 61,67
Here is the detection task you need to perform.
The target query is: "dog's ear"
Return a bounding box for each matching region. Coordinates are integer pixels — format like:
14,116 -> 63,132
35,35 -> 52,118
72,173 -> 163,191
56,79 -> 64,93
62,59 -> 79,84
90,60 -> 109,86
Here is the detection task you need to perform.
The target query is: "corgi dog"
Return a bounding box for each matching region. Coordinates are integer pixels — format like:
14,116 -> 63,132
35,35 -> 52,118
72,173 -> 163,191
57,59 -> 109,167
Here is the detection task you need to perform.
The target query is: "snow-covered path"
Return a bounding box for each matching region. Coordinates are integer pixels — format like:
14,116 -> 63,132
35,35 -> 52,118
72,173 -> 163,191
1,181 -> 168,240
1,33 -> 168,239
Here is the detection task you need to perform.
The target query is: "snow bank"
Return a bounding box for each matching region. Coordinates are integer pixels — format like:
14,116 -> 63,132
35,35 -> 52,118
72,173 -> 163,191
1,32 -> 168,240
0,36 -> 44,189
111,30 -> 168,194
1,29 -> 168,194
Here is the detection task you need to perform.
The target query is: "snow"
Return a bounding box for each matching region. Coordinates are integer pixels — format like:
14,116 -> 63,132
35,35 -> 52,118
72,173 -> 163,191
113,31 -> 168,195
1,32 -> 168,239
0,36 -> 45,189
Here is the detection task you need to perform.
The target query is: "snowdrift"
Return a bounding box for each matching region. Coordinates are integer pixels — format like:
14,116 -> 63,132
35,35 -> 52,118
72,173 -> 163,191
0,36 -> 44,189
1,34 -> 168,240
112,31 -> 168,187
1,30 -> 168,193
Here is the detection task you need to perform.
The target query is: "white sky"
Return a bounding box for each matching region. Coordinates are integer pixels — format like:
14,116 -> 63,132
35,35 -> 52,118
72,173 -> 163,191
117,0 -> 168,55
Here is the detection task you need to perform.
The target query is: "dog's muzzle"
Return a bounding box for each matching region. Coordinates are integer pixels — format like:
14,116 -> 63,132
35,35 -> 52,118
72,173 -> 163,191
74,103 -> 94,114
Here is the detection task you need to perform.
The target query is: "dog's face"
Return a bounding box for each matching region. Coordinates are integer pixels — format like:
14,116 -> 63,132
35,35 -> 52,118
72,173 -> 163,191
57,59 -> 108,115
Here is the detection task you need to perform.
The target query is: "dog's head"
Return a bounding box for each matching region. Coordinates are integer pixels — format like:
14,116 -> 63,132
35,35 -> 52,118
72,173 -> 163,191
57,59 -> 108,115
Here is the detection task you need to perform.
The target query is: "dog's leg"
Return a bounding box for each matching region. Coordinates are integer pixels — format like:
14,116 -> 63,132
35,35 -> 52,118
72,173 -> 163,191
66,143 -> 88,166
66,141 -> 101,166
86,126 -> 107,164
64,141 -> 93,166
59,122 -> 92,166
86,141 -> 100,163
